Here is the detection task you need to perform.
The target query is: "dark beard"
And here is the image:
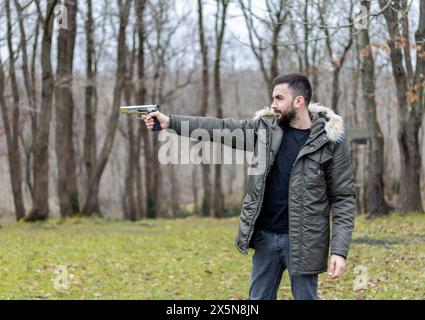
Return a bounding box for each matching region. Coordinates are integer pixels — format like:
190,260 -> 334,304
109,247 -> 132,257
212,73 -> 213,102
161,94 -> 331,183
277,105 -> 296,129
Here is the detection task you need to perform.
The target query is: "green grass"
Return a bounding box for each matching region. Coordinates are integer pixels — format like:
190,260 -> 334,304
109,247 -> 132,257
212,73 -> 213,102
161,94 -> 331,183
0,212 -> 424,300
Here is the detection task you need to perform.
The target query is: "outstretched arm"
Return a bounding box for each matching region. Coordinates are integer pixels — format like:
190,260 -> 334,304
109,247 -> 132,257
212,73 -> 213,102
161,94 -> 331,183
143,111 -> 260,151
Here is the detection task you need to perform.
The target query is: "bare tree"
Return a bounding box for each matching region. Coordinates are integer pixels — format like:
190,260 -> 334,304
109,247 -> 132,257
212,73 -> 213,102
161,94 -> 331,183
135,0 -> 152,219
55,0 -> 80,217
239,0 -> 289,96
379,0 -> 425,212
359,0 -> 390,216
147,0 -> 168,218
294,0 -> 322,102
317,0 -> 354,113
82,0 -> 132,216
4,0 -> 26,220
142,0 -> 192,218
123,28 -> 138,221
197,0 -> 212,217
212,0 -> 229,218
83,0 -> 98,212
26,0 -> 58,221
350,37 -> 366,214
14,0 -> 39,201
135,0 -> 147,220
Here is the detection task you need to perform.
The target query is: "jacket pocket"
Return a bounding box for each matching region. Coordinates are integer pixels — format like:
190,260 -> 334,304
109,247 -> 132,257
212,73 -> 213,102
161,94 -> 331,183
304,148 -> 332,188
302,214 -> 330,272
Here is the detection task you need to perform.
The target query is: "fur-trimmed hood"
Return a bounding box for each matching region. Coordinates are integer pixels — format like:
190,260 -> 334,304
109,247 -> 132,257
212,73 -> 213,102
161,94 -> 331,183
253,103 -> 345,143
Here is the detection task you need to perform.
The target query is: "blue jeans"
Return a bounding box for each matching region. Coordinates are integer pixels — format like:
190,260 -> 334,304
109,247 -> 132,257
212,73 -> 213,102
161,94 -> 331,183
249,229 -> 318,300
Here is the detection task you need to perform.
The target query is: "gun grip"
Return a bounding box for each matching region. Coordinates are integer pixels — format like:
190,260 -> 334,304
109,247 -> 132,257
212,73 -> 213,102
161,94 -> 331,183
152,117 -> 161,131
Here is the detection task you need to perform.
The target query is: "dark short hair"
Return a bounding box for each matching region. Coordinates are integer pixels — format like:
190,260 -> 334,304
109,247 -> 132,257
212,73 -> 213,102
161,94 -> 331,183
272,73 -> 312,106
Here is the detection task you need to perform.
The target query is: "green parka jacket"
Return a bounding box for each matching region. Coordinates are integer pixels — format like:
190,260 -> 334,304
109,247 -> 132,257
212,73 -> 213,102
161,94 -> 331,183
168,103 -> 356,275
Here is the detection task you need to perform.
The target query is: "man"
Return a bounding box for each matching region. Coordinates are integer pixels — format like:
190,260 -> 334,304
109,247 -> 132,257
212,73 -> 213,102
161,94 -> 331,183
142,73 -> 356,300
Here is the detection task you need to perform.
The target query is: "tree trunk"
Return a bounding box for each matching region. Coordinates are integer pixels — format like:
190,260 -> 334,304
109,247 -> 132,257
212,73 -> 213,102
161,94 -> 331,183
192,166 -> 199,214
135,0 -> 155,219
359,0 -> 390,216
310,40 -> 320,103
135,151 -> 145,219
5,0 -> 26,221
14,0 -> 38,201
197,0 -> 212,217
83,0 -> 98,210
149,82 -> 163,217
134,3 -> 146,220
82,0 -> 132,216
268,0 -> 285,94
398,124 -> 423,211
380,0 -> 424,212
212,0 -> 229,218
28,16 -> 41,201
170,165 -> 180,217
123,36 -> 138,221
331,67 -> 341,113
350,38 -> 365,214
26,0 -> 58,221
55,0 -> 80,217
0,61 -> 25,220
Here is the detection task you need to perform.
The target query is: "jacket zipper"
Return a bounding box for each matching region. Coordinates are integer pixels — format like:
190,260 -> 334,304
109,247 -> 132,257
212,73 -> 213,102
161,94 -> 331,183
288,143 -> 308,273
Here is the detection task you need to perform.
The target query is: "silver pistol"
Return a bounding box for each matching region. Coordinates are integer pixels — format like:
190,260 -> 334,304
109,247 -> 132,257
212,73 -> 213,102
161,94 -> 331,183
120,104 -> 161,131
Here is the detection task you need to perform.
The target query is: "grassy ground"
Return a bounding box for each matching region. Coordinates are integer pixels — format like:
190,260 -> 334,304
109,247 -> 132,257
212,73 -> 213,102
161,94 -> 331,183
0,212 -> 424,300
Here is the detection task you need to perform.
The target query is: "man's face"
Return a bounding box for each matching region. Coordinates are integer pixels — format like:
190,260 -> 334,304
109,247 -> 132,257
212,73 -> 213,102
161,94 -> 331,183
271,83 -> 296,127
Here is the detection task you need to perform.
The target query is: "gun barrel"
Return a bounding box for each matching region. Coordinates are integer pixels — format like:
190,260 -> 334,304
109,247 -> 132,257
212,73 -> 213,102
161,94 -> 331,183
120,105 -> 158,114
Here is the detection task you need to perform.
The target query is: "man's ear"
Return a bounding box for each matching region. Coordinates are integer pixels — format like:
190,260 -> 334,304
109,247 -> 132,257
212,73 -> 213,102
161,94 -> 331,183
294,96 -> 305,109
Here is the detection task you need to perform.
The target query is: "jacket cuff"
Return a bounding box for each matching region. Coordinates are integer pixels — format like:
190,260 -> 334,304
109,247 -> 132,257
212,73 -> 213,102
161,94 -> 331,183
331,251 -> 347,260
168,114 -> 175,130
